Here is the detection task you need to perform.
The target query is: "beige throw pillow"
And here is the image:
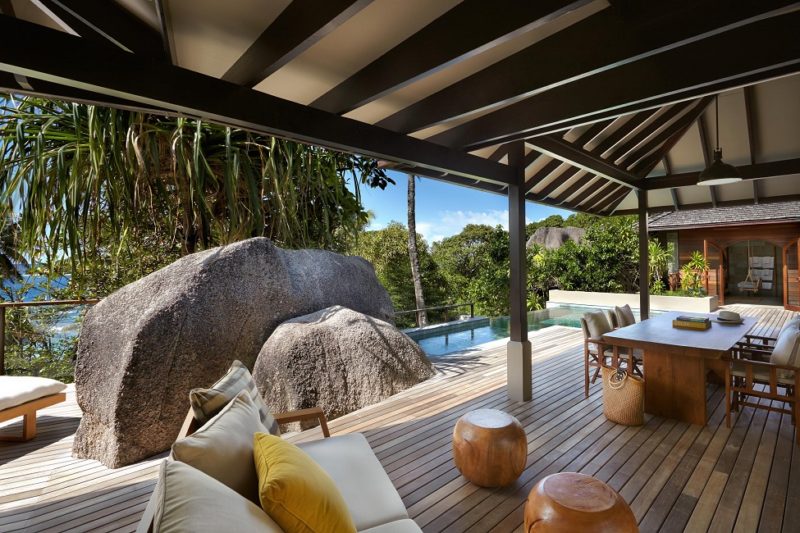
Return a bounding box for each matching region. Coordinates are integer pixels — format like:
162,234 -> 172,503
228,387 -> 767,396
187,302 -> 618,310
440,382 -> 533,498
172,391 -> 267,503
769,327 -> 800,379
190,359 -> 279,434
153,460 -> 282,533
584,311 -> 612,339
614,305 -> 636,328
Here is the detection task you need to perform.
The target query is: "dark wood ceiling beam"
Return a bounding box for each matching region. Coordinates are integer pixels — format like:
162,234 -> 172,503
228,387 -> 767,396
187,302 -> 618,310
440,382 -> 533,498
743,86 -> 761,205
223,0 -> 371,86
628,97 -> 713,174
526,135 -> 642,188
0,72 -> 170,114
311,0 -> 588,114
524,119 -> 611,194
581,182 -> 623,211
524,158 -> 563,193
0,0 -> 13,16
616,193 -> 800,216
33,0 -> 167,59
427,10 -> 800,150
670,189 -> 681,211
643,159 -> 800,190
552,173 -> 594,204
532,167 -> 581,199
566,179 -> 616,209
154,0 -> 176,64
606,101 -> 693,164
594,186 -> 631,214
378,1 -> 797,134
591,109 -> 657,157
0,15 -> 515,186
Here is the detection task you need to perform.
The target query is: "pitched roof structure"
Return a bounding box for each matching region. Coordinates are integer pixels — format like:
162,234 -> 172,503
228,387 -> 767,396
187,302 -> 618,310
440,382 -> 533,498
648,200 -> 800,231
0,0 -> 798,215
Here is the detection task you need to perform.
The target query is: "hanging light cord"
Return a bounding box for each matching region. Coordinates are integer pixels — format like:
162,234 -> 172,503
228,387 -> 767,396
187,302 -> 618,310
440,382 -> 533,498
714,95 -> 720,151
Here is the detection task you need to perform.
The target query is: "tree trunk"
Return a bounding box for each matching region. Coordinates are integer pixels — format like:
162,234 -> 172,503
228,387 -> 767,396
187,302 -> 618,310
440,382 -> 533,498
407,175 -> 428,327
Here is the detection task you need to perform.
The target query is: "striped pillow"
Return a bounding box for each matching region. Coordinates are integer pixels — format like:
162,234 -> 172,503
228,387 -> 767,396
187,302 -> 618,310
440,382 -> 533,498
190,360 -> 279,434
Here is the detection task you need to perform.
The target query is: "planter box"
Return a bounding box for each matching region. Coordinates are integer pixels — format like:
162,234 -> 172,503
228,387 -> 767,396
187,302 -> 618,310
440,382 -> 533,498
547,290 -> 718,313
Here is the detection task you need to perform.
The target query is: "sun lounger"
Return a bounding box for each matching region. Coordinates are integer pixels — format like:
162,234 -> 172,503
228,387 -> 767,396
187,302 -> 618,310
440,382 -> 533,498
0,376 -> 67,441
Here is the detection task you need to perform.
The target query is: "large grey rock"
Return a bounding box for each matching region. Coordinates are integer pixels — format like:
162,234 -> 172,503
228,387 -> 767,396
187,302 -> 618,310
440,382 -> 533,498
73,238 -> 393,467
526,226 -> 586,250
253,306 -> 433,428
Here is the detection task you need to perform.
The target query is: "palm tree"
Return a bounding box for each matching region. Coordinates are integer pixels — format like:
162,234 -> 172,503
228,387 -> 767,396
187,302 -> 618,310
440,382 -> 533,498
0,95 -> 391,267
407,175 -> 427,326
0,218 -> 25,283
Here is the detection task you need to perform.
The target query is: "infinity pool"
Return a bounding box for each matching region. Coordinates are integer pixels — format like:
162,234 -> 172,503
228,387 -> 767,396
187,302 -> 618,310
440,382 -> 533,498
408,304 -> 647,357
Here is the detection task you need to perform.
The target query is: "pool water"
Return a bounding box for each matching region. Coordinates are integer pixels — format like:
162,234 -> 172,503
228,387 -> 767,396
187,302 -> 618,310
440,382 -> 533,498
409,305 -> 646,357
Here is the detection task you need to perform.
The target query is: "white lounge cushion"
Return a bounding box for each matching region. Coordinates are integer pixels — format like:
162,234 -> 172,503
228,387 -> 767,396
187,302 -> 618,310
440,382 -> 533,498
769,327 -> 800,367
298,433 -> 408,531
0,376 -> 66,411
153,460 -> 282,533
776,317 -> 800,339
360,519 -> 423,533
171,391 -> 267,503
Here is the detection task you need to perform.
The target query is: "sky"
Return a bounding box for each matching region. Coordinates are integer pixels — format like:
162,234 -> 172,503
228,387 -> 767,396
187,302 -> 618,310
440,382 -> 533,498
357,170 -> 571,244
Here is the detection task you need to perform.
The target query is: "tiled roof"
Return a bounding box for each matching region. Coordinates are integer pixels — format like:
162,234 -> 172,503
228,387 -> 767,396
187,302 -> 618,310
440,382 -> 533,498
649,201 -> 800,230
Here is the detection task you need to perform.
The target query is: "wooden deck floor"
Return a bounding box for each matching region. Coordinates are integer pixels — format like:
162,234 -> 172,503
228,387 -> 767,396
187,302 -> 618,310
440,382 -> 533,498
1,303 -> 798,532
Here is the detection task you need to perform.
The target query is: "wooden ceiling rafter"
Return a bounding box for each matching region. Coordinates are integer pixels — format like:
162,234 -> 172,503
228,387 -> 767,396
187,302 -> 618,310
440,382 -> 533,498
604,101 -> 694,165
743,86 -> 760,204
643,158 -> 800,190
311,0 -> 588,114
427,10 -> 800,150
222,0 -> 372,86
0,14 -> 516,186
32,0 -> 167,59
628,97 -> 713,174
525,119 -> 613,196
376,1 -> 796,135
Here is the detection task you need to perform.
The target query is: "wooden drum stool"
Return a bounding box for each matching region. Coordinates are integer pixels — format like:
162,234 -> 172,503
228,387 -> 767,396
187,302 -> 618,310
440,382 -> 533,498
524,472 -> 638,532
452,409 -> 526,487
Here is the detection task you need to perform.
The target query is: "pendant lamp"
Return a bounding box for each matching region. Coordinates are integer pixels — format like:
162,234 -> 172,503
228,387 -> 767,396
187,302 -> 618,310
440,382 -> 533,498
697,95 -> 741,186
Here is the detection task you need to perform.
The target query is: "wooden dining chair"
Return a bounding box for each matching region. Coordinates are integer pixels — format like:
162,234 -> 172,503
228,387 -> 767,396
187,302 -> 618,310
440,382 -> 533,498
581,312 -> 641,398
726,323 -> 800,444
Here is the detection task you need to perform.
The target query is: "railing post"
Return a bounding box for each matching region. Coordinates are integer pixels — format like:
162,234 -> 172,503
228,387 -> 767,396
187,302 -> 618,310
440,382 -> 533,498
0,306 -> 5,375
470,303 -> 474,318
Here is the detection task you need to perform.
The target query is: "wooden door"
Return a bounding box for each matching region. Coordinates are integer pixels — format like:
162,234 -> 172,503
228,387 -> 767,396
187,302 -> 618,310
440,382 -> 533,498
704,240 -> 725,305
783,238 -> 800,311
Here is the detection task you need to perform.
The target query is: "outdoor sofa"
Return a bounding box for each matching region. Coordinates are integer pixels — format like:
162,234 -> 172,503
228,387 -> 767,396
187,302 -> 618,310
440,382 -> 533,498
137,361 -> 421,533
0,376 -> 67,441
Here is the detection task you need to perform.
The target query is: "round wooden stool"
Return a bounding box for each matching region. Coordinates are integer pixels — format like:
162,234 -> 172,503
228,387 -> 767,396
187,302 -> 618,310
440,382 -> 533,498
524,472 -> 638,532
452,409 -> 526,487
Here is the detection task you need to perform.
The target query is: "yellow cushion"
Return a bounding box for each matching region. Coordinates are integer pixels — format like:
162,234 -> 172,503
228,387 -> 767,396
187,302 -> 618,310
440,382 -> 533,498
254,433 -> 357,533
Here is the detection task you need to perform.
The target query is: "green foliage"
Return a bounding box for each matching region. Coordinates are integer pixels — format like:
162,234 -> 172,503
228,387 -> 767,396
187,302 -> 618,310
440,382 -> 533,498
0,95 -> 391,281
528,216 -> 641,307
432,224 -> 511,316
680,250 -> 709,296
648,240 -> 674,295
349,222 -> 448,327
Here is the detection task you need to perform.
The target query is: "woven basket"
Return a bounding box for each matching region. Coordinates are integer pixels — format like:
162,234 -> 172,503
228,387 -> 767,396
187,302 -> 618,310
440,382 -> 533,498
601,366 -> 644,426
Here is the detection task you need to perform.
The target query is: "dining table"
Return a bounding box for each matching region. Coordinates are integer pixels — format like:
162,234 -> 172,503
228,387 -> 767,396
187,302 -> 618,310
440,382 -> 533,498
602,311 -> 756,425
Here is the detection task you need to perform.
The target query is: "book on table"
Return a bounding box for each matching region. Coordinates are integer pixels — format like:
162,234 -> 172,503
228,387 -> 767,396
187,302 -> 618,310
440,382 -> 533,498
672,315 -> 711,330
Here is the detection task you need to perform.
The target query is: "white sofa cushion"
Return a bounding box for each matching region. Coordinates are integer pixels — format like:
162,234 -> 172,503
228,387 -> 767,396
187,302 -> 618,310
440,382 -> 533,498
0,376 -> 66,411
360,519 -> 423,533
171,391 -> 267,503
153,460 -> 282,533
298,433 -> 408,531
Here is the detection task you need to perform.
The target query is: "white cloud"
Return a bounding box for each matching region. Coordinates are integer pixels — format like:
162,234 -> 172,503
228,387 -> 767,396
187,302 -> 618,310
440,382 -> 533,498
417,210 -> 535,244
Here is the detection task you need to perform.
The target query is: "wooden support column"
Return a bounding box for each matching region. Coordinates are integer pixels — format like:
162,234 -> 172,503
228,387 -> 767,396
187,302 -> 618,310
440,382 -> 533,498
0,307 -> 4,375
507,141 -> 531,401
638,190 -> 650,320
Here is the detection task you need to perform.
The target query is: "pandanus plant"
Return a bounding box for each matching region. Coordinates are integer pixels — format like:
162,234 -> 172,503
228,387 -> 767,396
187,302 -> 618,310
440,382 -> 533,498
0,95 -> 391,269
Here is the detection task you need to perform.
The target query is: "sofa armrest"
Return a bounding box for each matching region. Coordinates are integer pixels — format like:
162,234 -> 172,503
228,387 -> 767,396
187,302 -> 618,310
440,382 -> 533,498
274,407 -> 330,438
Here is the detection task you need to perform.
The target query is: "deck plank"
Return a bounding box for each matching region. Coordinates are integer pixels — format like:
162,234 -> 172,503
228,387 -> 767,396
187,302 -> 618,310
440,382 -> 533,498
0,305 -> 795,533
